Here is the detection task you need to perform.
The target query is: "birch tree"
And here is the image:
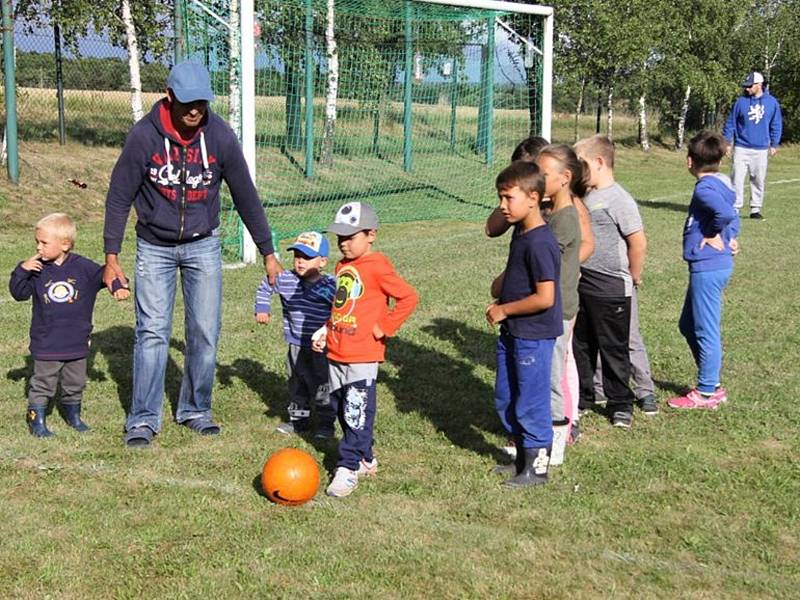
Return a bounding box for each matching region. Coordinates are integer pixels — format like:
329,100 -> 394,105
121,0 -> 143,122
320,0 -> 338,167
229,0 -> 241,136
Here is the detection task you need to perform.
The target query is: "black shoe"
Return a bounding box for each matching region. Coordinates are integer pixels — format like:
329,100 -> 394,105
612,410 -> 633,429
26,406 -> 53,438
312,423 -> 336,439
503,447 -> 549,487
637,394 -> 659,415
750,212 -> 764,220
61,403 -> 90,432
124,425 -> 154,448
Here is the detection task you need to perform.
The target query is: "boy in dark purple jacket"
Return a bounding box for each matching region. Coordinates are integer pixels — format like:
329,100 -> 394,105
9,213 -> 128,437
102,60 -> 281,447
668,132 -> 740,410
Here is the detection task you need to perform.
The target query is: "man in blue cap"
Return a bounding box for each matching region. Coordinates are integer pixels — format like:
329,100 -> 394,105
723,71 -> 783,220
103,59 -> 282,447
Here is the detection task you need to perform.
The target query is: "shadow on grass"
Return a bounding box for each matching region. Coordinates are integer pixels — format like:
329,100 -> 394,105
636,198 -> 688,213
385,322 -> 502,460
90,325 -> 184,420
7,354 -> 106,417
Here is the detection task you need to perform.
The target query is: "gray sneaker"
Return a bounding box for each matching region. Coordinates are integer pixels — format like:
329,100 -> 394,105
637,394 -> 659,415
611,411 -> 633,429
326,467 -> 358,497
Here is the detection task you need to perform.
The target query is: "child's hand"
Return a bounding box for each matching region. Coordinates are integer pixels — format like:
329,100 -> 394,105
486,302 -> 507,326
311,326 -> 327,352
372,324 -> 385,340
700,234 -> 724,252
730,238 -> 740,256
255,312 -> 271,325
21,254 -> 43,272
113,288 -> 130,301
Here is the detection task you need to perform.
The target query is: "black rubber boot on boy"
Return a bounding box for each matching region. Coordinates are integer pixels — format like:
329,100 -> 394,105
503,447 -> 550,488
26,406 -> 54,438
62,403 -> 90,432
493,434 -> 525,475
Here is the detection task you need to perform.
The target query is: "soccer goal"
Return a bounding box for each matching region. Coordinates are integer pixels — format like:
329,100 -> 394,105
180,0 -> 553,263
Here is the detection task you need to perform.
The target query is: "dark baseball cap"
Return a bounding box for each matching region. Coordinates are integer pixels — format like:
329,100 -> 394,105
167,60 -> 215,103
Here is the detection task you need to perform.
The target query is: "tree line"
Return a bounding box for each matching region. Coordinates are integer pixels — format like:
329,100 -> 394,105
539,0 -> 799,147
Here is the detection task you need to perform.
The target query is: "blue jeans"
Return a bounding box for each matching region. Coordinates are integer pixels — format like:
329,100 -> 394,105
494,333 -> 555,449
679,268 -> 732,394
126,236 -> 222,432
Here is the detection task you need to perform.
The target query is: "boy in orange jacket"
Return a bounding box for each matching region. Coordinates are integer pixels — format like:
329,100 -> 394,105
312,202 -> 418,497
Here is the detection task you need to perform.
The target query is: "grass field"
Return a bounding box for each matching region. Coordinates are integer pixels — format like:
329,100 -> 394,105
0,130 -> 799,598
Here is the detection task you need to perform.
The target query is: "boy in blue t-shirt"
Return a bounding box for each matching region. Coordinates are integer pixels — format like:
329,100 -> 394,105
9,213 -> 128,437
668,132 -> 739,409
487,161 -> 562,487
254,231 -> 337,438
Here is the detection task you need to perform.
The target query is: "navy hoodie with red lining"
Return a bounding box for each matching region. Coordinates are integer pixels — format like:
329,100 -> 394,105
103,99 -> 273,255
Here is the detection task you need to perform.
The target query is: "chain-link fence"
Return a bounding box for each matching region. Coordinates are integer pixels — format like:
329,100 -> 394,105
1,17 -> 172,147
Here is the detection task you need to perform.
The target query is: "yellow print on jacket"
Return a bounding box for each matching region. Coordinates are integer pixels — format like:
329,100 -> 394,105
332,266 -> 363,331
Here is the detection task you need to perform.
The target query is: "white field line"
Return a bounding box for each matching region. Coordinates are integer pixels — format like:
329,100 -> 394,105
641,177 -> 800,204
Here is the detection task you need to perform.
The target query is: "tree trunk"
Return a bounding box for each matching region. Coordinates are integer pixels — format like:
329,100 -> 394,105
320,0 -> 338,168
122,0 -> 143,123
595,90 -> 601,134
676,84 -> 691,150
229,0 -> 241,137
638,93 -> 650,152
574,76 -> 585,143
606,85 -> 613,141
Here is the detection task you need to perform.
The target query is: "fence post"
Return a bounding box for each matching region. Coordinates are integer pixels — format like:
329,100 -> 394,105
2,0 -> 19,183
54,23 -> 66,145
483,17 -> 494,165
403,0 -> 412,172
449,58 -> 458,151
303,0 -> 314,178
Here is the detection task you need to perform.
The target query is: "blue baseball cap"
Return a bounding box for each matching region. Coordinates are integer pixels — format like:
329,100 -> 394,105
287,231 -> 329,258
167,60 -> 215,103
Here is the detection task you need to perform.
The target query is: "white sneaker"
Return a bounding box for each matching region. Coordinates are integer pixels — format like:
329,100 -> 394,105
326,467 -> 358,497
357,458 -> 378,477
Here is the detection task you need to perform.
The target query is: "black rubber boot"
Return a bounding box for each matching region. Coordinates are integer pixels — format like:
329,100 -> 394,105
26,406 -> 54,438
503,447 -> 550,487
62,403 -> 90,432
493,434 -> 525,475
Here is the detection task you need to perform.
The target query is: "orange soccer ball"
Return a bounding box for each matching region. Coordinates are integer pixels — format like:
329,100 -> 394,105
261,448 -> 320,506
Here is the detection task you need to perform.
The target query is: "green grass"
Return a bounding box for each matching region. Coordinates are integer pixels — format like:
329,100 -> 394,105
1,138 -> 799,598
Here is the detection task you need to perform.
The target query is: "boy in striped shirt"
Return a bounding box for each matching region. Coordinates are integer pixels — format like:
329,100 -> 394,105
254,231 -> 337,438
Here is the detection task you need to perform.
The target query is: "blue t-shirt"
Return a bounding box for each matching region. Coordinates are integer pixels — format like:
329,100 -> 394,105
500,224 -> 563,340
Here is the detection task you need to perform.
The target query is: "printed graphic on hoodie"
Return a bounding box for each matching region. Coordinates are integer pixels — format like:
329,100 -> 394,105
44,278 -> 78,304
331,265 -> 364,336
748,104 -> 765,124
148,140 -> 217,203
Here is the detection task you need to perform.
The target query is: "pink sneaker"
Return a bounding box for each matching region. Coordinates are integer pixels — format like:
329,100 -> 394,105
710,387 -> 728,404
667,388 -> 721,410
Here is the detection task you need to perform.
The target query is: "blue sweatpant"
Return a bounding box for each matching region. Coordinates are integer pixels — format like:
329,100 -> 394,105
494,333 -> 555,449
330,380 -> 377,471
678,268 -> 732,394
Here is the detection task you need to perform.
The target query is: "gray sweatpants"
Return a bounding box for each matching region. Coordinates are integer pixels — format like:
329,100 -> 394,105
594,288 -> 654,400
28,358 -> 87,408
732,146 -> 769,212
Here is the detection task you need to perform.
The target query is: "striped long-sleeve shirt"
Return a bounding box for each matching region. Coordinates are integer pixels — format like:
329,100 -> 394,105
254,270 -> 336,346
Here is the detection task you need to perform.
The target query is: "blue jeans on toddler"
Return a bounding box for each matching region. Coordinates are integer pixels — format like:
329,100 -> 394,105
494,332 -> 556,449
126,236 -> 222,433
679,268 -> 732,394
